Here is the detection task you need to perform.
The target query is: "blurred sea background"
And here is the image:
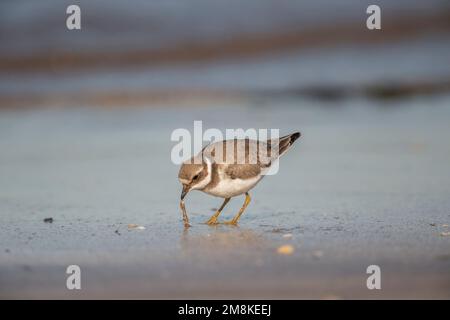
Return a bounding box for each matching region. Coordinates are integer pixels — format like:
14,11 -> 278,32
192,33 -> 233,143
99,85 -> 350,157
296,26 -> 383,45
1,0 -> 450,107
1,0 -> 450,298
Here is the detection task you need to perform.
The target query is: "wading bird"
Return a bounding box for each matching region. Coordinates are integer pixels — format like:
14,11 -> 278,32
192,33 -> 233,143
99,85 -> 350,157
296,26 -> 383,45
178,132 -> 301,227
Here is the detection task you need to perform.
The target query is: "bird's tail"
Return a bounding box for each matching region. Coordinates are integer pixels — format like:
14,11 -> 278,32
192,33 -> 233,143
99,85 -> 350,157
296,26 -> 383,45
272,132 -> 301,157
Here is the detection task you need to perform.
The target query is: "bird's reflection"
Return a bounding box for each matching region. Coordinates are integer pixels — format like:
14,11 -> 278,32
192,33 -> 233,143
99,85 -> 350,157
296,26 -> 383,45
179,224 -> 267,260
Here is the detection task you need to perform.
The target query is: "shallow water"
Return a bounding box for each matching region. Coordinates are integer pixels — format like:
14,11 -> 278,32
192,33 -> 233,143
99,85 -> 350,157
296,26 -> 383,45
0,97 -> 450,298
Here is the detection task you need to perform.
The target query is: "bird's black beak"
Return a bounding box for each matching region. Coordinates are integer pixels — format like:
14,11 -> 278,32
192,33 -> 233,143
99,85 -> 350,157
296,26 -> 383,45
181,184 -> 190,200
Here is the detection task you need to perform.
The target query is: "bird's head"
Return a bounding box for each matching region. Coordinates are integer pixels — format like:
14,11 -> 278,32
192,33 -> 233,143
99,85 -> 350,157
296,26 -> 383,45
178,155 -> 212,200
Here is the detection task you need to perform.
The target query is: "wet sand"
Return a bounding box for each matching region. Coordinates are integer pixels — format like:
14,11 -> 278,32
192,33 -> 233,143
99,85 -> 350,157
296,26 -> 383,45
0,99 -> 449,299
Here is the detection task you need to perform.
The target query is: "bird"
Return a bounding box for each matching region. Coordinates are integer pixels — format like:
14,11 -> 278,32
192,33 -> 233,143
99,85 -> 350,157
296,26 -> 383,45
178,132 -> 301,227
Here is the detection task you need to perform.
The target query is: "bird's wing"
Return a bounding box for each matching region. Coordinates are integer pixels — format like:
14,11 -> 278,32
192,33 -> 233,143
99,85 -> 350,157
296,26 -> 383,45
204,139 -> 273,165
224,163 -> 261,179
267,132 -> 301,157
203,139 -> 276,180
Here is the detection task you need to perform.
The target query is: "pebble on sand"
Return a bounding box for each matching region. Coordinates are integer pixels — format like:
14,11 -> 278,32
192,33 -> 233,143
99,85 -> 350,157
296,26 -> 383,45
277,244 -> 295,255
313,250 -> 324,259
128,224 -> 145,230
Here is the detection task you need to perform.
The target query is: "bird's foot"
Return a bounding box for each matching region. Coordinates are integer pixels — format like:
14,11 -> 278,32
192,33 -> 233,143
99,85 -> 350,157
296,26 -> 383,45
222,219 -> 238,226
204,216 -> 219,225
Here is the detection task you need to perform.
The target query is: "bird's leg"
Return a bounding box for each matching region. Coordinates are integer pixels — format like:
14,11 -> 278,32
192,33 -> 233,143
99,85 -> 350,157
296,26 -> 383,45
180,200 -> 191,228
205,198 -> 230,225
224,193 -> 251,225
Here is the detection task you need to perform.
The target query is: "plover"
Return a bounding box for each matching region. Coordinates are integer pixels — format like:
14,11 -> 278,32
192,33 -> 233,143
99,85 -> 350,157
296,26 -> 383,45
178,132 -> 301,227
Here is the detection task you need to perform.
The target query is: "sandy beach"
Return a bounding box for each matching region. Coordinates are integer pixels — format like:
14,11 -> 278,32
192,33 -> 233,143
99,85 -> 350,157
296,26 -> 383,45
1,99 -> 449,299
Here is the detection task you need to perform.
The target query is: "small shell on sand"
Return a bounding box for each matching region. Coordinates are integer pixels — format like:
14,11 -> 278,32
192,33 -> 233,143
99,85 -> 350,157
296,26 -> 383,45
312,250 -> 324,259
277,244 -> 295,255
128,224 -> 145,230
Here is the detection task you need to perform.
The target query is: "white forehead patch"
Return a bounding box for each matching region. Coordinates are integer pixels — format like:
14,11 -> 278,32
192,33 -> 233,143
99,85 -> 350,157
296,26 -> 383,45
179,178 -> 190,185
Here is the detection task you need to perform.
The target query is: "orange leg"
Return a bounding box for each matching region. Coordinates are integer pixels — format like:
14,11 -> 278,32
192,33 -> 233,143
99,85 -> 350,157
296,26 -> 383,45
223,193 -> 251,225
205,198 -> 230,225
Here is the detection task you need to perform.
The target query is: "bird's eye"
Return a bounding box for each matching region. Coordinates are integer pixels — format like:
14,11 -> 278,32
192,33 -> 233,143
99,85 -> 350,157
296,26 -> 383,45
193,174 -> 199,181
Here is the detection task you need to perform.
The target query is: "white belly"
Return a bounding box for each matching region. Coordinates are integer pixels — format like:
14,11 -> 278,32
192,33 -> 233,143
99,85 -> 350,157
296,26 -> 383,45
203,176 -> 262,198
